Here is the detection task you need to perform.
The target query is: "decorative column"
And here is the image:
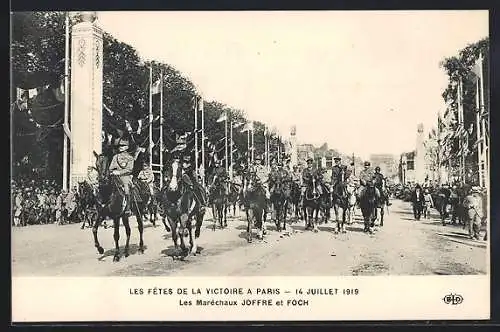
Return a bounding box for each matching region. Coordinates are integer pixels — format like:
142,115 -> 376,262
69,12 -> 103,186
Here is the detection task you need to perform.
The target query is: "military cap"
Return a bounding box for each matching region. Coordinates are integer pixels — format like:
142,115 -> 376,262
334,156 -> 341,161
183,155 -> 191,162
255,155 -> 262,160
375,166 -> 381,171
364,161 -> 371,166
306,158 -> 313,163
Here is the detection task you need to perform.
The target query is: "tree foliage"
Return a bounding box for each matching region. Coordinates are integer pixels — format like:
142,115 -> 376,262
11,12 -> 286,184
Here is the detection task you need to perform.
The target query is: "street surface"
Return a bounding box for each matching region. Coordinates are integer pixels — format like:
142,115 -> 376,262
12,200 -> 487,277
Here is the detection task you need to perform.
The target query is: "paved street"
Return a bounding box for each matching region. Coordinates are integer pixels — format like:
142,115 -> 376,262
12,200 -> 487,277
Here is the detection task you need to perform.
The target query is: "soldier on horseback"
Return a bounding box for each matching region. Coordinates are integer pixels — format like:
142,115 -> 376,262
331,156 -> 345,189
358,161 -> 381,200
109,136 -> 140,216
137,158 -> 155,196
181,154 -> 208,211
250,155 -> 270,199
373,166 -> 391,206
209,159 -> 228,203
302,158 -> 315,198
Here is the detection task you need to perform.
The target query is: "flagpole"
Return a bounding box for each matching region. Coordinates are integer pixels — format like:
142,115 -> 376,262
475,76 -> 483,188
247,129 -> 250,166
159,68 -> 164,189
251,122 -> 255,163
63,12 -> 70,190
230,118 -> 233,181
352,153 -> 356,176
458,78 -> 465,184
200,96 -> 205,187
149,65 -> 153,168
225,109 -> 228,173
194,95 -> 199,178
478,53 -> 488,189
264,126 -> 268,171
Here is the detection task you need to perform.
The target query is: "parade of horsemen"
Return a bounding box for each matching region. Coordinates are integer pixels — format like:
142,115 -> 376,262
11,12 -> 489,273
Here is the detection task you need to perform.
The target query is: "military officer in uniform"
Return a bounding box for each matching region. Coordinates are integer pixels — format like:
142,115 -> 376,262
291,165 -> 301,184
210,159 -> 228,188
302,158 -> 315,197
252,155 -> 270,199
137,159 -> 155,196
181,154 -> 207,210
373,166 -> 391,206
358,161 -> 380,200
330,156 -> 345,190
109,136 -> 141,216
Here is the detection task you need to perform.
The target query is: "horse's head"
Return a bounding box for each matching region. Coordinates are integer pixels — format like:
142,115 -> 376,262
167,158 -> 182,192
93,151 -> 109,183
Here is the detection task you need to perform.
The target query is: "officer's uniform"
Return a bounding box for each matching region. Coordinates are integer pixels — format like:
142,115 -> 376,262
181,155 -> 207,207
291,167 -> 301,184
252,160 -> 270,198
330,159 -> 344,189
373,169 -> 389,204
211,164 -> 228,187
109,138 -> 136,215
268,165 -> 280,193
137,164 -> 155,196
301,161 -> 315,195
358,163 -> 380,199
463,187 -> 485,240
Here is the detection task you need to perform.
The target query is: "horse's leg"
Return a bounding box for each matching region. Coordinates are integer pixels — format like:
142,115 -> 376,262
161,213 -> 171,232
137,211 -> 145,254
223,203 -> 228,228
122,215 -> 131,257
92,213 -> 105,255
380,206 -> 384,227
113,217 -> 121,262
283,200 -> 288,231
246,209 -> 252,243
212,204 -> 217,231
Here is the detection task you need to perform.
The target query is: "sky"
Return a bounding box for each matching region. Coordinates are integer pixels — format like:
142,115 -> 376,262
96,10 -> 488,161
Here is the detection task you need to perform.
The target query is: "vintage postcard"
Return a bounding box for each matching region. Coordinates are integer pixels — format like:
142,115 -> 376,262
11,10 -> 490,322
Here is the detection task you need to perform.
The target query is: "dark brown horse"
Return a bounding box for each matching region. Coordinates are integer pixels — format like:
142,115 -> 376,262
358,181 -> 378,234
242,176 -> 267,243
91,152 -> 147,262
210,179 -> 228,230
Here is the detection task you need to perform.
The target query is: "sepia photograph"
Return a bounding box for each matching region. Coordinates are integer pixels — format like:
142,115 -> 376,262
10,10 -> 490,321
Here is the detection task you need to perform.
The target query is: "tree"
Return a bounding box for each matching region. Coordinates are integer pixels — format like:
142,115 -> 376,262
439,37 -> 488,184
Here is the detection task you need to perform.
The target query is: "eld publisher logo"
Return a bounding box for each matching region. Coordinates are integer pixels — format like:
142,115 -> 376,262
443,293 -> 463,305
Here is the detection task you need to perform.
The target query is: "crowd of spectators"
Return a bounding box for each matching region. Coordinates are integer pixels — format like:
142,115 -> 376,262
11,178 -> 79,227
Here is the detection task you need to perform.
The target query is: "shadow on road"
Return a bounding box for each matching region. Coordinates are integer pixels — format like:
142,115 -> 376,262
160,245 -> 204,259
346,225 -> 365,233
98,243 -> 149,261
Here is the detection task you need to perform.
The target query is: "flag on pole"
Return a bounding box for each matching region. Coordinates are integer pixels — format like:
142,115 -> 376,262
197,96 -> 204,112
240,122 -> 254,132
471,54 -> 483,78
136,119 -> 143,134
216,112 -> 227,123
151,77 -> 162,95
